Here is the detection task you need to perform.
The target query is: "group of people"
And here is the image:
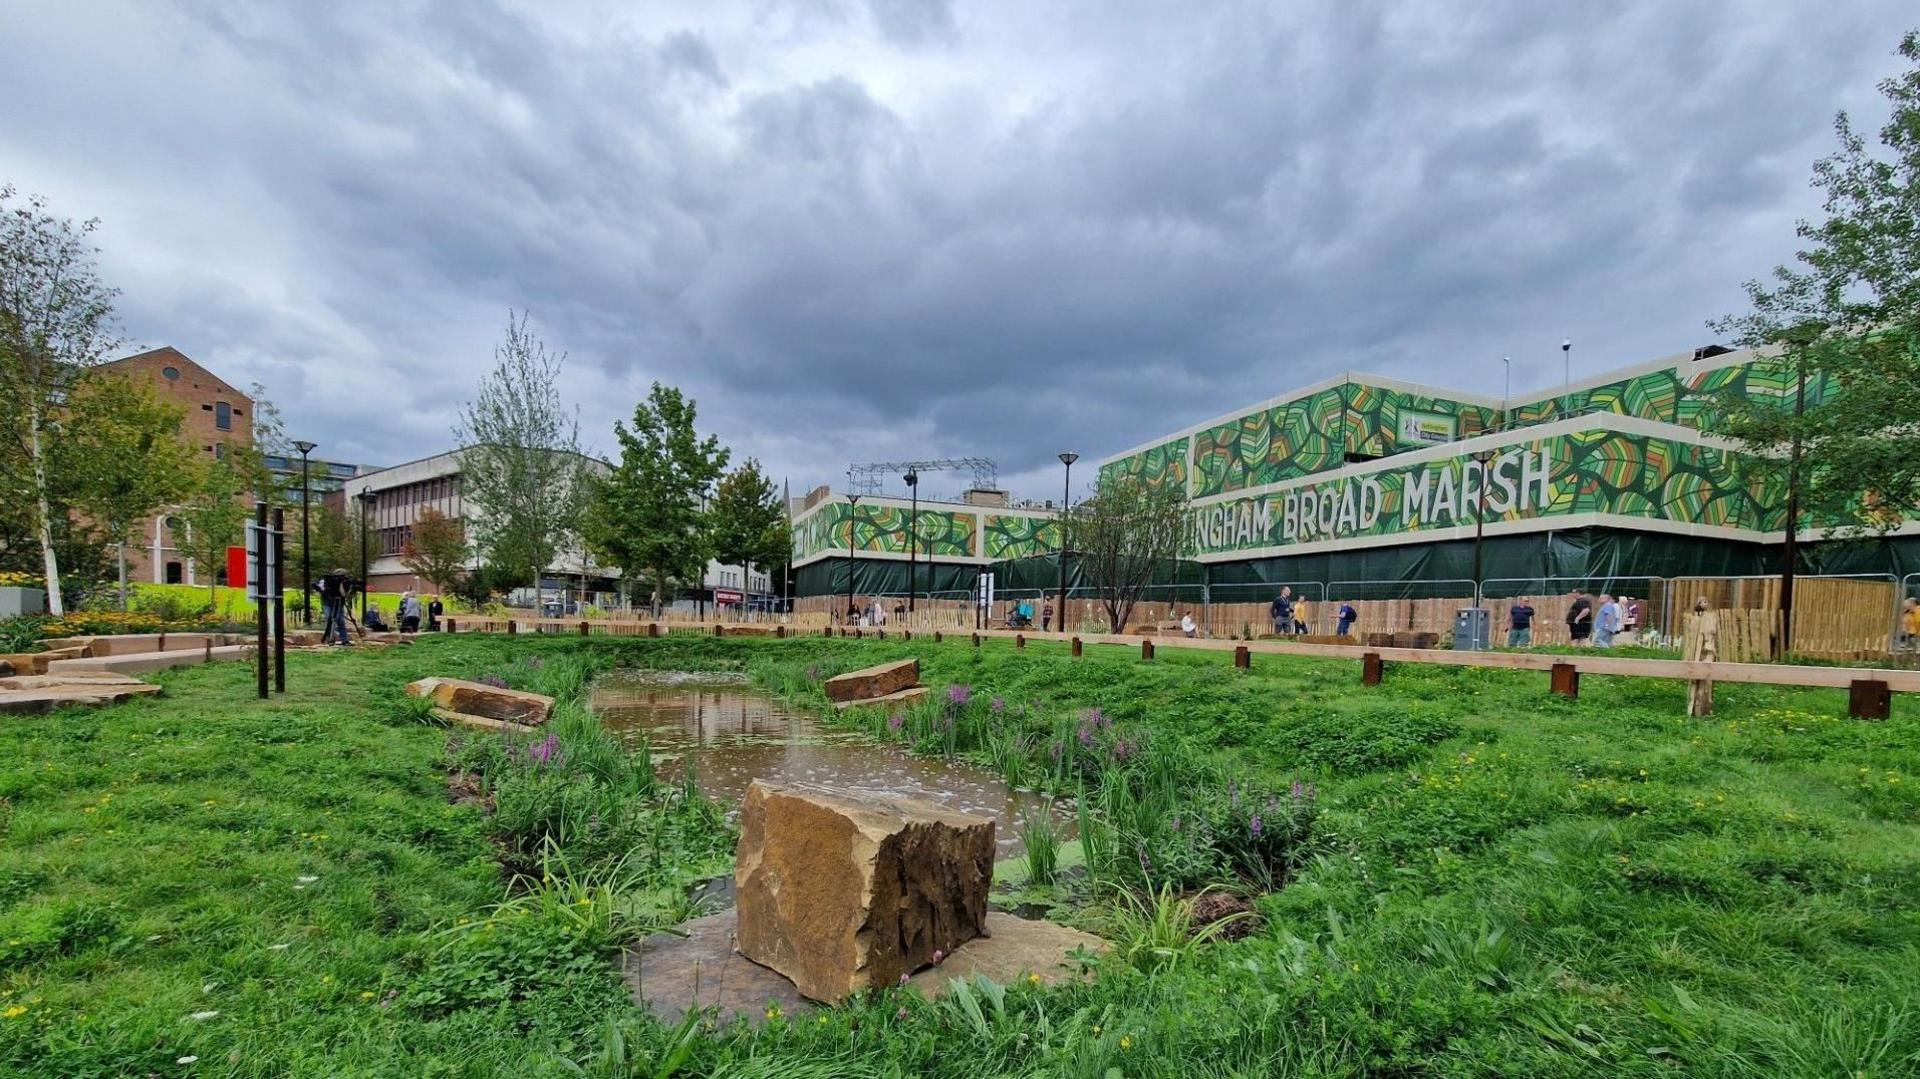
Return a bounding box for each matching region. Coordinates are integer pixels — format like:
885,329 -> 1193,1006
313,568 -> 443,646
1505,590 -> 1643,648
1267,587 -> 1360,637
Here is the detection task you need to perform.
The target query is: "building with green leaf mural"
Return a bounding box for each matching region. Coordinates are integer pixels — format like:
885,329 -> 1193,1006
791,344 -> 1920,599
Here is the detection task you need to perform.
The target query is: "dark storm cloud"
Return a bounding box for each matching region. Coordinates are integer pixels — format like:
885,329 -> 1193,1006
0,0 -> 1911,497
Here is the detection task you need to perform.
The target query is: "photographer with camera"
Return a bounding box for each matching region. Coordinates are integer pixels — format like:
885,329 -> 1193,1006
315,567 -> 357,646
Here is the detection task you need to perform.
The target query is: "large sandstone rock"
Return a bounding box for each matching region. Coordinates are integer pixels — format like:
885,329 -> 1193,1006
831,685 -> 930,712
734,781 -> 994,1003
404,677 -> 554,726
822,659 -> 919,703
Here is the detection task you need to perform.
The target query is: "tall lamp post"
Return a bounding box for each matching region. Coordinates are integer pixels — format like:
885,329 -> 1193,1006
903,469 -> 919,618
293,440 -> 317,625
356,489 -> 376,623
1056,452 -> 1077,635
845,492 -> 863,625
1561,338 -> 1572,387
1470,449 -> 1496,608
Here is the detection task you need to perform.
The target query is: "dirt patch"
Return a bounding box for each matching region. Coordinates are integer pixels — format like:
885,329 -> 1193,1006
1189,890 -> 1260,941
446,770 -> 491,810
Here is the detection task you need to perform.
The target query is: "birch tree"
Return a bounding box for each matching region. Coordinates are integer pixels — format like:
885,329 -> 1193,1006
0,187 -> 120,614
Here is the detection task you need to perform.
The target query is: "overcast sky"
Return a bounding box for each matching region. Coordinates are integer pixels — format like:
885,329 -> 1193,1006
3,1 -> 1912,501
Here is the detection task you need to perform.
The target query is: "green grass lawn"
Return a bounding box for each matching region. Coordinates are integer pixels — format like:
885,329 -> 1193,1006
1,634 -> 1916,1076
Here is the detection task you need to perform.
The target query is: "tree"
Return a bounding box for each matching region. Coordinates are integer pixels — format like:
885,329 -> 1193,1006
1065,472 -> 1189,633
0,187 -> 121,614
583,383 -> 728,614
1714,30 -> 1920,651
455,311 -> 587,601
51,374 -> 197,608
175,459 -> 252,613
709,459 -> 785,595
400,506 -> 468,596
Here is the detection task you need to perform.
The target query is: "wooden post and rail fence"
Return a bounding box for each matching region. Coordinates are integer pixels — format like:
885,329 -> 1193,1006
438,613 -> 1913,720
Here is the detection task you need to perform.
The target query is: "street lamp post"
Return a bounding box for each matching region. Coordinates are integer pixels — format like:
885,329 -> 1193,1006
904,469 -> 919,619
1500,357 -> 1510,431
1470,449 -> 1496,608
293,440 -> 316,625
845,492 -> 863,626
1056,452 -> 1077,635
356,489 -> 376,623
1561,338 -> 1572,387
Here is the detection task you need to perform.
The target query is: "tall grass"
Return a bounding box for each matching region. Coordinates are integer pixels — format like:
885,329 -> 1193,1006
1020,805 -> 1061,886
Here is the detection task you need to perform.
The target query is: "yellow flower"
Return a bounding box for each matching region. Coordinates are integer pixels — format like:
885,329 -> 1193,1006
360,991 -> 375,1000
3,1005 -> 25,1019
1027,973 -> 1041,985
1120,1035 -> 1133,1050
765,1004 -> 782,1021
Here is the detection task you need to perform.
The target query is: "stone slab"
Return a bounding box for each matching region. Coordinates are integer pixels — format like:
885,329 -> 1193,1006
626,910 -> 1104,1025
430,707 -> 538,736
404,677 -> 553,725
831,685 -> 930,712
822,659 -> 919,703
49,645 -> 252,675
0,653 -> 50,675
735,781 -> 993,1003
0,683 -> 164,714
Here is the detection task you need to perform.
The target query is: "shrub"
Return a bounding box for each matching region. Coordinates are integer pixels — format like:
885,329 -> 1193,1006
1276,705 -> 1462,774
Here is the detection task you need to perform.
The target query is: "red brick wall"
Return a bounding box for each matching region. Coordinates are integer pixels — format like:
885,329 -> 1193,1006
96,347 -> 254,586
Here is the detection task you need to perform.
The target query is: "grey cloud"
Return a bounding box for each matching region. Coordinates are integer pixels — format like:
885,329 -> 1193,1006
0,0 -> 1912,495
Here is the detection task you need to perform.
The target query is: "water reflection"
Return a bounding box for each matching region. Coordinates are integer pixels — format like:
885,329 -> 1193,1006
591,671 -> 1069,855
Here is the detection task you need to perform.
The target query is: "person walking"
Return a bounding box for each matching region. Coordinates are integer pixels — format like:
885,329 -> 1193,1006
1621,595 -> 1641,639
1180,611 -> 1197,638
316,568 -> 353,646
1596,594 -> 1621,648
1902,596 -> 1920,651
1269,591 -> 1291,635
1336,601 -> 1357,637
1507,597 -> 1535,648
1292,596 -> 1310,635
427,595 -> 444,632
1566,590 -> 1593,646
1041,601 -> 1054,632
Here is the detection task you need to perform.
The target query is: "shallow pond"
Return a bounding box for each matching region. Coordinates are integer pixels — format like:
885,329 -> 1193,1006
591,670 -> 1069,855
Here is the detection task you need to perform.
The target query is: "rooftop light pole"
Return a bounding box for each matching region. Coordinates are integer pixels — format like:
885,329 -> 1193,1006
1561,338 -> 1572,387
293,439 -> 317,626
1056,452 -> 1078,636
1500,356 -> 1511,430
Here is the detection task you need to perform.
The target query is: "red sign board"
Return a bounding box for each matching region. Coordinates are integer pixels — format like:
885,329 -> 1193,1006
226,545 -> 247,589
715,589 -> 744,605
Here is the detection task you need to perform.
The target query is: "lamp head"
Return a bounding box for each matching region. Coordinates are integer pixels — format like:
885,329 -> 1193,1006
1561,338 -> 1572,352
903,470 -> 918,487
356,490 -> 376,507
293,439 -> 317,455
1058,451 -> 1079,467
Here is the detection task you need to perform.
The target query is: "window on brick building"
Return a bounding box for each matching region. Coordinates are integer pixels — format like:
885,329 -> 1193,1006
215,402 -> 232,430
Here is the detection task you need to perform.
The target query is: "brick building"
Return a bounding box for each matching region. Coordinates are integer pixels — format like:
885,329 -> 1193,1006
96,346 -> 254,585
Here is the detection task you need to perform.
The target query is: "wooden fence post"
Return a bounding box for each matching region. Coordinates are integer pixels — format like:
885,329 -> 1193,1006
446,618 -> 456,634
579,621 -> 590,637
934,631 -> 943,643
506,620 -> 517,636
1071,637 -> 1082,657
714,624 -> 724,637
648,622 -> 661,637
1141,640 -> 1155,661
1550,662 -> 1580,698
1234,645 -> 1250,669
971,633 -> 980,647
1016,634 -> 1025,649
776,626 -> 787,639
1362,652 -> 1383,685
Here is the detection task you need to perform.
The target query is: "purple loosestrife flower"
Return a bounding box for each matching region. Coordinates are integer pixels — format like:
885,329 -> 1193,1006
1138,845 -> 1154,877
1291,780 -> 1304,800
888,713 -> 904,733
1249,815 -> 1263,838
947,684 -> 972,706
528,733 -> 561,768
479,673 -> 509,689
990,696 -> 1005,714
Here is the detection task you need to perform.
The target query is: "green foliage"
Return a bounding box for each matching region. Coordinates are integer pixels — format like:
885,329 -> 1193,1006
1065,472 -> 1189,632
0,615 -> 46,653
455,310 -> 588,586
1019,805 -> 1061,887
1274,704 -> 1463,774
398,505 -> 468,596
709,457 -> 787,583
1716,31 -> 1920,533
582,382 -> 729,612
1106,884 -> 1253,973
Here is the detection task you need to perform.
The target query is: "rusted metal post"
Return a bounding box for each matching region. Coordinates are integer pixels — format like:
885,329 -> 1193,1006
714,623 -> 724,637
1234,645 -> 1250,669
1142,640 -> 1155,661
1016,634 -> 1025,649
1362,652 -> 1383,685
506,619 -> 517,636
1071,637 -> 1082,657
776,626 -> 787,639
971,632 -> 981,647
1849,679 -> 1892,720
579,620 -> 590,636
648,622 -> 661,637
934,631 -> 943,643
446,618 -> 456,634
1550,662 -> 1579,698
